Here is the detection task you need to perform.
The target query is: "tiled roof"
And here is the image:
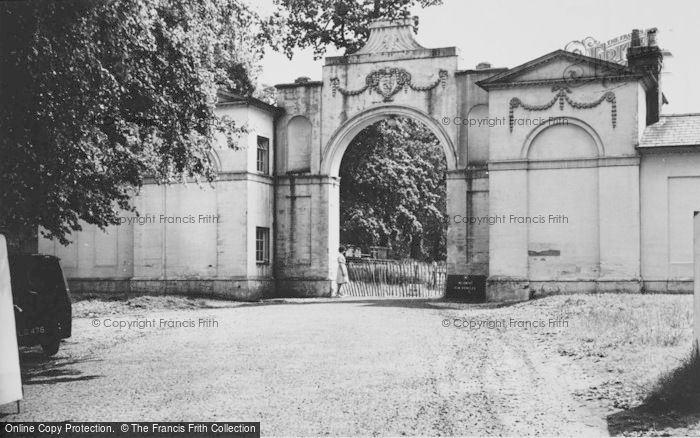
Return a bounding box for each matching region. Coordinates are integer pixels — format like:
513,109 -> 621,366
216,90 -> 281,114
477,49 -> 638,90
640,114 -> 700,148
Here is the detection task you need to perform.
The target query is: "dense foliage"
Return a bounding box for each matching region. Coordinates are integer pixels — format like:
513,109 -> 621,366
267,0 -> 442,59
0,0 -> 264,246
340,118 -> 447,261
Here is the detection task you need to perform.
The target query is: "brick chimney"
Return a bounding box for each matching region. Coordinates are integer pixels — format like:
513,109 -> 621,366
627,28 -> 664,125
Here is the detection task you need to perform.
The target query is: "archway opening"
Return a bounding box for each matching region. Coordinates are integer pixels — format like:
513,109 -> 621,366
336,116 -> 447,297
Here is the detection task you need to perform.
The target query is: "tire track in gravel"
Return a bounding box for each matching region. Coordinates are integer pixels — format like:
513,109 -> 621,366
410,313 -> 506,436
480,328 -> 609,436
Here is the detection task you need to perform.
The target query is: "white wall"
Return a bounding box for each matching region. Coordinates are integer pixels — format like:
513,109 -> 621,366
527,167 -> 599,281
39,102 -> 277,290
641,150 -> 700,291
287,116 -> 313,172
214,104 -> 275,174
486,72 -> 643,293
247,178 -> 274,277
38,222 -> 133,280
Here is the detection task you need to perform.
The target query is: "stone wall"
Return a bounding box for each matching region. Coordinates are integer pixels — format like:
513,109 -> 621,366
39,103 -> 276,300
641,150 -> 700,293
482,61 -> 644,299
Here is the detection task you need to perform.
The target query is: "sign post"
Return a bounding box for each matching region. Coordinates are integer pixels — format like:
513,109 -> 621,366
445,275 -> 486,301
0,234 -> 22,408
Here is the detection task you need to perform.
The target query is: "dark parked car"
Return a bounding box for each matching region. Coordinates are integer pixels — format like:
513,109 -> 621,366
10,254 -> 72,356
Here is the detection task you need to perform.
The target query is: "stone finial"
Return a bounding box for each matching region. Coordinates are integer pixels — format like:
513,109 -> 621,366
647,28 -> 658,47
353,18 -> 424,55
631,29 -> 641,48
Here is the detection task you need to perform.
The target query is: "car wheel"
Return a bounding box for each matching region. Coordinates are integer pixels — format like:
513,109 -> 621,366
41,339 -> 60,356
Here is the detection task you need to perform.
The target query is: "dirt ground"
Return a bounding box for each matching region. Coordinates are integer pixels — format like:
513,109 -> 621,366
2,294 -> 698,436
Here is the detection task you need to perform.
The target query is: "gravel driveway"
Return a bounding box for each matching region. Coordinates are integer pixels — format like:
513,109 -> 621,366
5,297 -> 608,436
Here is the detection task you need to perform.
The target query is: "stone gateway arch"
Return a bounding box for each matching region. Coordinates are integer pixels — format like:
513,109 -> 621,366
273,19 -> 474,298
42,20 -> 699,302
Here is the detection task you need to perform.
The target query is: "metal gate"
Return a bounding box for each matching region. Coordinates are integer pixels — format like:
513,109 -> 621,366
342,259 -> 446,298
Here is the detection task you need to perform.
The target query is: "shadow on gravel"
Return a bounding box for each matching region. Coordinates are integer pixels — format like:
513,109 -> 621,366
607,350 -> 700,435
73,293 -> 531,314
247,297 -> 528,311
19,349 -> 103,386
70,294 -> 533,318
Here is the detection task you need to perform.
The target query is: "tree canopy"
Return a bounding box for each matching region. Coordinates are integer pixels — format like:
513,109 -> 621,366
340,118 -> 447,261
268,0 -> 442,59
0,0 -> 265,246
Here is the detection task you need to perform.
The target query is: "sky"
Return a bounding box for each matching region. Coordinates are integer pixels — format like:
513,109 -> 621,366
245,0 -> 699,115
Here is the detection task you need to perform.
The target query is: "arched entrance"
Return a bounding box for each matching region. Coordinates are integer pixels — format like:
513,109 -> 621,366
322,104 -> 458,177
334,112 -> 450,296
272,18 -> 475,298
324,106 -> 458,296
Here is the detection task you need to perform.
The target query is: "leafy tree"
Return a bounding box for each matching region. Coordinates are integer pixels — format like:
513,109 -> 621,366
254,84 -> 280,106
0,0 -> 265,247
340,118 -> 446,261
267,0 -> 442,59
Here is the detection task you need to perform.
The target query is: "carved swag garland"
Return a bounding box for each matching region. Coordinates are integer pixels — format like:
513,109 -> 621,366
330,68 -> 448,102
509,86 -> 617,132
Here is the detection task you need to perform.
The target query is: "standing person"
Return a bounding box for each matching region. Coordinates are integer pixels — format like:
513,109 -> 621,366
336,246 -> 349,297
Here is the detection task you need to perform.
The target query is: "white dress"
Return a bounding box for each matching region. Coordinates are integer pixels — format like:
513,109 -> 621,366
336,254 -> 349,285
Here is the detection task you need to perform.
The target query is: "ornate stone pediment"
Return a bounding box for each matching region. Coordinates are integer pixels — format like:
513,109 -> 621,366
353,19 -> 424,55
477,50 -> 637,90
330,68 -> 448,102
323,18 -> 457,66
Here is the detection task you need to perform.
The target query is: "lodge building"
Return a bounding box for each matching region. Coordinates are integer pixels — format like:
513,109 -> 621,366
40,19 -> 700,301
